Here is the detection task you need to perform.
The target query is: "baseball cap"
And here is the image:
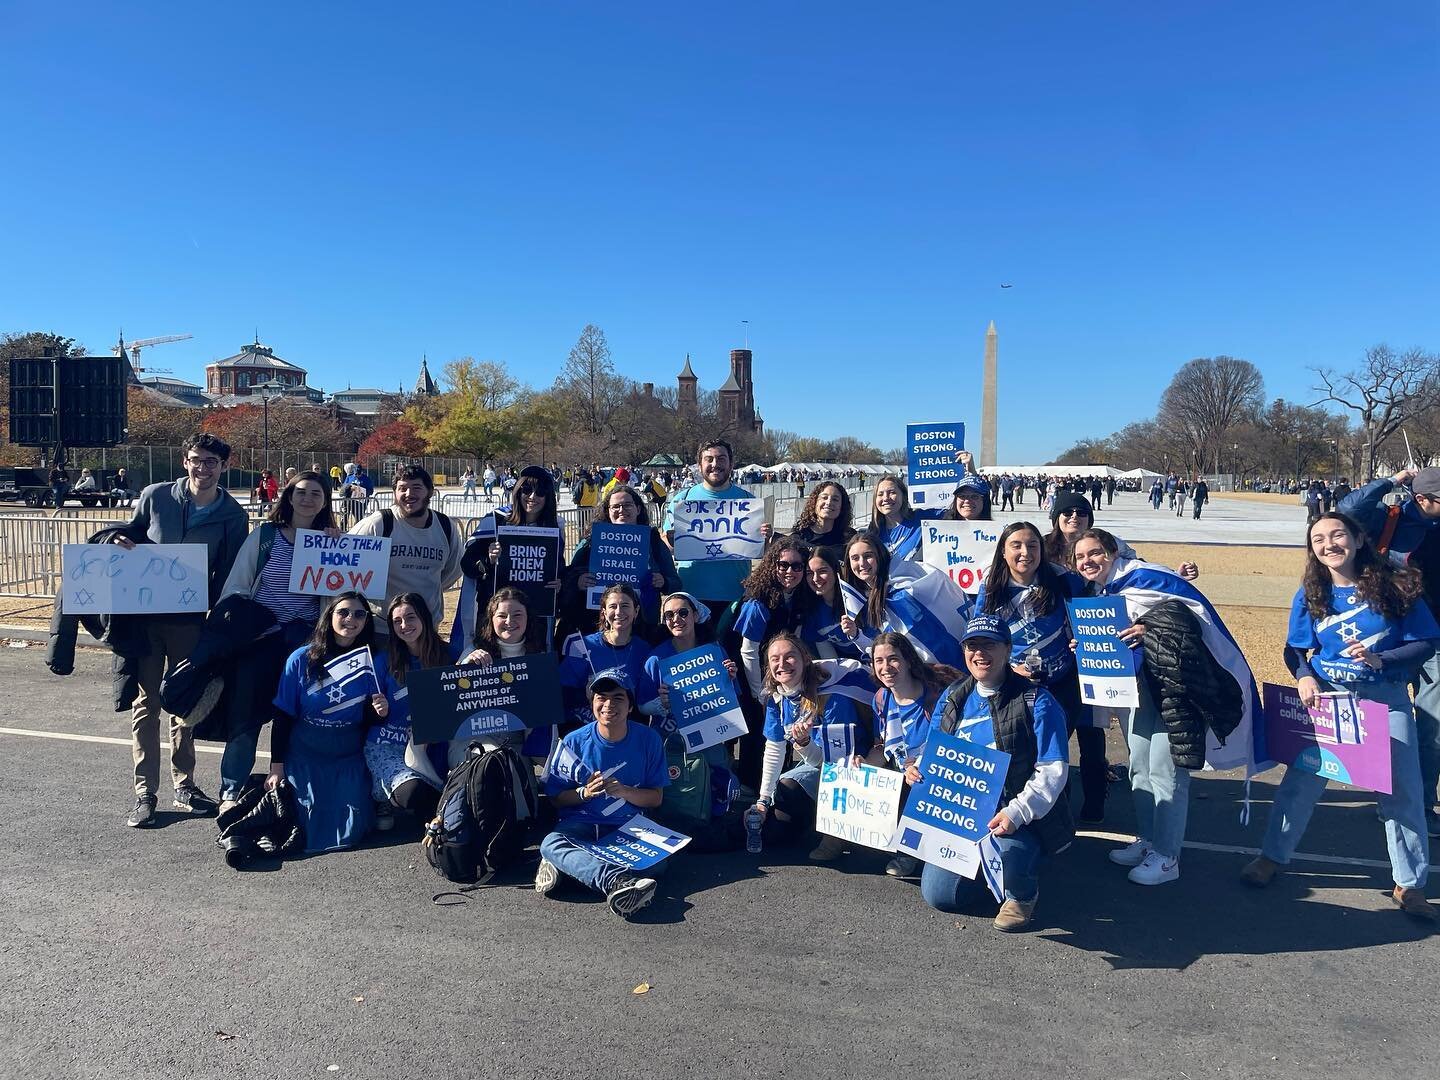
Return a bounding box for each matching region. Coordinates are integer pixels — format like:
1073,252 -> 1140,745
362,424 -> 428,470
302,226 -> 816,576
953,475 -> 989,496
586,666 -> 635,700
1413,467 -> 1440,498
962,613 -> 1012,647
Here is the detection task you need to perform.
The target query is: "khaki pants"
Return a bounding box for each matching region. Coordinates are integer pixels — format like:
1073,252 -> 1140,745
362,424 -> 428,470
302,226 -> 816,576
131,619 -> 202,797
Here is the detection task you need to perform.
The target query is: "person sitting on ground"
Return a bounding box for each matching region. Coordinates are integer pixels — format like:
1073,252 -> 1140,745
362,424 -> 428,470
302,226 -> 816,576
921,613 -> 1074,932
536,668 -> 669,919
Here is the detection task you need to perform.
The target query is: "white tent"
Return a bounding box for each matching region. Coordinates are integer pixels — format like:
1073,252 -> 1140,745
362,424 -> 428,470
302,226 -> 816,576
745,462 -> 896,475
978,464 -> 1123,478
1117,467 -> 1163,481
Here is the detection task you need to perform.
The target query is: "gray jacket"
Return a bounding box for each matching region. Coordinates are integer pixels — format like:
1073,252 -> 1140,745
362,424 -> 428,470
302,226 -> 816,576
118,478 -> 250,607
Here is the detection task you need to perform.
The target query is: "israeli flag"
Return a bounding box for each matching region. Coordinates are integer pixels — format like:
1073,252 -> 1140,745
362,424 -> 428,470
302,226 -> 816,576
979,833 -> 1005,903
839,560 -> 971,667
814,658 -> 878,707
315,645 -> 380,705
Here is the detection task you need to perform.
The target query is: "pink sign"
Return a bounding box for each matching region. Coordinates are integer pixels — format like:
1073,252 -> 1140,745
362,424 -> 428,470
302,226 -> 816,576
1262,683 -> 1392,795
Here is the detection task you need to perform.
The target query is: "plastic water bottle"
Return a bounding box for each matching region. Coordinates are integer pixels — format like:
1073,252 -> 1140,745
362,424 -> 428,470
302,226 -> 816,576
744,807 -> 764,854
1024,648 -> 1043,676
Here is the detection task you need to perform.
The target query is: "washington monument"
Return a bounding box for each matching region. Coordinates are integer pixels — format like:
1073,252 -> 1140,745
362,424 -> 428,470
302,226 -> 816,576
980,320 -> 998,468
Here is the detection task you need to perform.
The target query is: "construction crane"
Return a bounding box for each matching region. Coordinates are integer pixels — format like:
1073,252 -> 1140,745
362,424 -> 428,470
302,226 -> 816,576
112,332 -> 192,375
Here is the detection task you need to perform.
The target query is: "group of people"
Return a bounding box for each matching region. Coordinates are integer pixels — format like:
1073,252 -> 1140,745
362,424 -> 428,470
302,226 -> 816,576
66,430 -> 1440,930
1147,473 -> 1212,518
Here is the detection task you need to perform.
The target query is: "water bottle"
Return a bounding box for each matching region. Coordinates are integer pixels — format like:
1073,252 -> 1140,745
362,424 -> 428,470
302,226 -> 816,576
744,807 -> 764,854
1024,648 -> 1043,676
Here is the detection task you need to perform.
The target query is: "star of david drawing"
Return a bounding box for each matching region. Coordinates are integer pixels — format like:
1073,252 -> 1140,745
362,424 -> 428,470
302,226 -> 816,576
74,588 -> 95,606
326,685 -> 347,705
178,587 -> 198,606
705,543 -> 725,557
1018,623 -> 1041,646
987,856 -> 1003,874
1337,621 -> 1362,644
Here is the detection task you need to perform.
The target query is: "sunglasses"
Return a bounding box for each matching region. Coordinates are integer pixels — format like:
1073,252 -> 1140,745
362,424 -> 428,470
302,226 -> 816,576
777,561 -> 805,572
662,609 -> 692,621
1059,508 -> 1091,518
334,608 -> 369,620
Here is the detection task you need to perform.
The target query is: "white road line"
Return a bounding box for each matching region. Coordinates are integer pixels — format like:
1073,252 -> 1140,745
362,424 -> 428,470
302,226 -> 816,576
1071,830 -> 1394,871
0,725 -> 269,760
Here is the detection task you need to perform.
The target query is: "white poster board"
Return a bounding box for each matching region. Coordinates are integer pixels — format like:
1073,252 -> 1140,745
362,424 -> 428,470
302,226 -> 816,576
671,499 -> 766,561
288,530 -> 392,600
815,763 -> 904,851
920,520 -> 999,594
61,543 -> 209,615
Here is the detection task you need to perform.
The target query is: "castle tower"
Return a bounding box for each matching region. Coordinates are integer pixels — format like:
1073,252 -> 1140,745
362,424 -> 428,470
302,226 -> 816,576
980,321 -> 998,468
677,354 -> 699,416
730,348 -> 755,427
414,355 -> 438,397
717,368 -> 742,428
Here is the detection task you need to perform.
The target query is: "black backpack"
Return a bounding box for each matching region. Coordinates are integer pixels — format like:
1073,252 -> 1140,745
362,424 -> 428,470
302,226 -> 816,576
380,507 -> 455,545
422,743 -> 538,883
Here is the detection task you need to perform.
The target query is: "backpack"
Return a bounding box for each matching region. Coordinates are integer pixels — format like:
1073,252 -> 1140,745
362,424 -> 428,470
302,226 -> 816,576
380,507 -> 455,545
422,743 -> 538,883
656,735 -> 712,827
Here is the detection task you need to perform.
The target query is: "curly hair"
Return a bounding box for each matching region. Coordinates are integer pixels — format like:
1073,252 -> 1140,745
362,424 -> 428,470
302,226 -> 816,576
795,481 -> 853,536
982,521 -> 1063,617
742,537 -> 813,611
1302,512 -> 1422,622
475,586 -> 544,655
870,631 -> 964,693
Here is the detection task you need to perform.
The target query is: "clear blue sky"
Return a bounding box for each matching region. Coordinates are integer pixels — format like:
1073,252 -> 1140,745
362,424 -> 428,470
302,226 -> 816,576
3,2 -> 1436,461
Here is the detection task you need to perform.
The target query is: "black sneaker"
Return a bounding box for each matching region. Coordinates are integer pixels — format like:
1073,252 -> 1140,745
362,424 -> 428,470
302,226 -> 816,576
606,875 -> 657,919
1078,801 -> 1105,825
127,795 -> 158,828
173,783 -> 218,816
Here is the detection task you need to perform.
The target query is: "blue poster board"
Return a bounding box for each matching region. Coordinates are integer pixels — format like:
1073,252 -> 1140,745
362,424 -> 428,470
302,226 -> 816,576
1066,597 -> 1140,709
906,422 -> 965,506
586,522 -> 650,608
659,644 -> 748,752
894,729 -> 1009,877
572,814 -> 691,870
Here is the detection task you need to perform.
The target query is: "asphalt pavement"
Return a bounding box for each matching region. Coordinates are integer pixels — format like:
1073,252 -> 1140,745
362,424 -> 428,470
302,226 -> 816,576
1,644 -> 1436,1080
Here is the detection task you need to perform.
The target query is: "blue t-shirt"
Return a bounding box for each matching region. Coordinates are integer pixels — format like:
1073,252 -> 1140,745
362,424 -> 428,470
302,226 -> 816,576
975,567 -> 1084,680
663,481 -> 754,601
874,684 -> 953,767
762,692 -> 871,763
273,644 -> 395,731
799,602 -> 865,660
559,631 -> 655,703
544,720 -> 669,826
956,683 -> 1069,763
1286,584 -> 1440,686
870,509 -> 939,563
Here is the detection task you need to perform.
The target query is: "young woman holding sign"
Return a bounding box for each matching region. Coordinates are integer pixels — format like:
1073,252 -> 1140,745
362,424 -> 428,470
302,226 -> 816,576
266,592 -> 395,853
975,522 -> 1106,822
644,592 -> 738,712
868,631 -> 962,877
1240,513 -> 1438,921
369,593 -> 455,830
750,633 -> 871,861
217,470 -> 339,810
560,484 -> 681,638
1072,529 -> 1256,886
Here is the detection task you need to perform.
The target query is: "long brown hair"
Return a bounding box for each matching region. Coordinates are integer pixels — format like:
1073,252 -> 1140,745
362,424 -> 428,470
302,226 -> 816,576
385,592 -> 451,674
982,521 -> 1062,617
306,592 -> 376,678
795,481 -> 853,536
1302,512 -> 1421,622
268,470 -> 336,530
842,533 -> 891,629
742,537 -> 813,611
870,631 -> 963,695
476,586 -> 544,654
598,484 -> 652,527
868,474 -> 912,528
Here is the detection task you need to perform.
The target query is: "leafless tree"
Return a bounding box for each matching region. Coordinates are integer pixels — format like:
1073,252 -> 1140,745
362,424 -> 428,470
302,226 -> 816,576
556,325 -> 623,436
1314,345 -> 1440,478
1156,357 -> 1265,473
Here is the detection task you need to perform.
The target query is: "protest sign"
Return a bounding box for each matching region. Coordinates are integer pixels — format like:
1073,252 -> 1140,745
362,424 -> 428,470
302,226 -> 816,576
61,543 -> 209,615
288,530 -> 391,600
816,763 -> 904,851
1261,683 -> 1392,794
671,499 -> 765,562
1067,597 -> 1141,709
586,522 -> 650,609
572,813 -> 691,871
906,422 -> 965,507
659,644 -> 748,752
406,653 -> 563,744
494,525 -> 561,617
921,520 -> 999,594
894,729 -> 1010,878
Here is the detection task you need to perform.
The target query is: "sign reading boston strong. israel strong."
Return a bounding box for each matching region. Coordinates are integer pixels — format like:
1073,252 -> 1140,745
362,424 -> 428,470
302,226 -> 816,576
906,422 -> 965,506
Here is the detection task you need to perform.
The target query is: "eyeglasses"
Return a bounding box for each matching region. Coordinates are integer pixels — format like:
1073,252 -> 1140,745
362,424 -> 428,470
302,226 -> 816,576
777,561 -> 805,572
185,457 -> 222,469
954,492 -> 983,502
662,609 -> 692,622
334,608 -> 369,620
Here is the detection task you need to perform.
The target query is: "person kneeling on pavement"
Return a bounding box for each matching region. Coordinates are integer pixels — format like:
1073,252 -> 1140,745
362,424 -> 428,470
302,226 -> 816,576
535,668 -> 669,919
920,613 -> 1075,932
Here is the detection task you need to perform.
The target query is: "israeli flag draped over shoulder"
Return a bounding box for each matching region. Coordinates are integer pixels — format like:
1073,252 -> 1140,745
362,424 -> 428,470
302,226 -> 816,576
813,657 -> 878,707
839,560 -> 972,666
1102,556 -> 1265,774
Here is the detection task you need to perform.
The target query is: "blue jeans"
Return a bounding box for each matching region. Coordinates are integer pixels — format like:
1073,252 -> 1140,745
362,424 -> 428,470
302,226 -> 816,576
1412,652 -> 1440,817
920,827 -> 1042,908
1127,679 -> 1190,859
780,761 -> 822,800
541,820 -> 663,895
1261,678 -> 1430,889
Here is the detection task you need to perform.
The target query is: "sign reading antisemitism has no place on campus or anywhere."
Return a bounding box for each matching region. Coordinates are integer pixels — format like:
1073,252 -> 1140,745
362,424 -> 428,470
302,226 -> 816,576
906,422 -> 965,507
61,543 -> 209,615
405,653 -> 563,745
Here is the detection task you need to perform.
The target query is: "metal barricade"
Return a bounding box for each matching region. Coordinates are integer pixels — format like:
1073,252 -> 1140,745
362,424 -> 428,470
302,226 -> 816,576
0,514 -> 125,598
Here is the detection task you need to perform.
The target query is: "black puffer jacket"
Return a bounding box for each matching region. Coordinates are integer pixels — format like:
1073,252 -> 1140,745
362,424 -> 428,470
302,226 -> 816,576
1136,599 -> 1243,770
215,778 -> 304,866
159,594 -> 279,741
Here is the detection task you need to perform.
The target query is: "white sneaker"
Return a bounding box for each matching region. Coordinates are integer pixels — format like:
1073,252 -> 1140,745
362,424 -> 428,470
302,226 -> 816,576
534,858 -> 560,897
1108,839 -> 1151,867
1127,851 -> 1180,885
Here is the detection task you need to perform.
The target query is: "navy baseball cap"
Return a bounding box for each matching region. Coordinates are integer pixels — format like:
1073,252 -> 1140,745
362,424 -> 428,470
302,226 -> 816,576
953,475 -> 990,496
587,667 -> 635,698
962,613 -> 1012,647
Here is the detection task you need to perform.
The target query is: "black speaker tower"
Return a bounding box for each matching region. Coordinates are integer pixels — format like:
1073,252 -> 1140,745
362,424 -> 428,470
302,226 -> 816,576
8,355 -> 130,461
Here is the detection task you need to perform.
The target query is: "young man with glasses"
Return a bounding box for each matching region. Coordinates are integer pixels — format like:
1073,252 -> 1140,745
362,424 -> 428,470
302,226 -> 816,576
112,433 -> 249,828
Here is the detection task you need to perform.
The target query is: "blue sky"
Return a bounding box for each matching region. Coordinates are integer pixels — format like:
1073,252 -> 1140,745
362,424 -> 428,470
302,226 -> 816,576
3,2 -> 1436,461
